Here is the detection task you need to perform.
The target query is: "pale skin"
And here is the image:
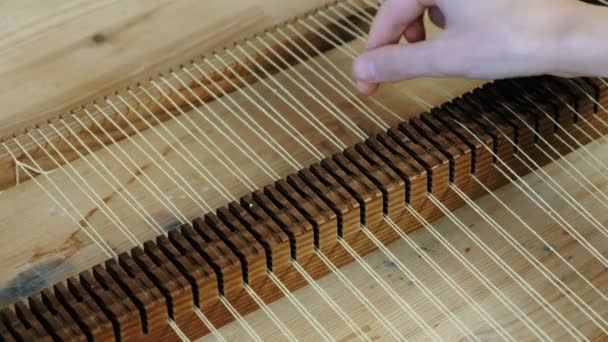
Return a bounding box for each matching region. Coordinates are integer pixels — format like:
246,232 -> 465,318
353,0 -> 608,95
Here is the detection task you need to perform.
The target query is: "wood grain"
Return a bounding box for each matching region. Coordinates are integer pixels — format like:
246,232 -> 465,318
0,0 -> 335,138
0,33 -> 482,307
2,1 -> 607,341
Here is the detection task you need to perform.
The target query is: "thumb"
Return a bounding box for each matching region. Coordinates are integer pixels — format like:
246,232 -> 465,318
353,39 -> 446,84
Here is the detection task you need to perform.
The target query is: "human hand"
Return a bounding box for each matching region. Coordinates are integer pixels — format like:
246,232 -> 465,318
353,0 -> 605,95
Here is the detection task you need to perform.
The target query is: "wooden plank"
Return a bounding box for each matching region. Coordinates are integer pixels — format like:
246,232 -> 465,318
0,0 -> 336,138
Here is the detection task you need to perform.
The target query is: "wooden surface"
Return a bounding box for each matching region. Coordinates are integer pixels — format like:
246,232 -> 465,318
0,0 -> 378,192
1,0 -> 606,340
0,0 -> 334,139
198,138 -> 608,341
0,30 -> 482,306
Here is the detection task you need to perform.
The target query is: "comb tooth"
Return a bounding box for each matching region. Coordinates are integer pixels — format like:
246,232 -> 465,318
167,229 -> 220,309
89,265 -> 143,341
113,253 -> 171,339
531,77 -> 579,126
0,314 -> 16,342
14,302 -> 53,341
375,133 -> 429,215
225,200 -> 298,303
77,271 -> 129,342
476,89 -> 541,174
202,213 -> 254,289
243,193 -> 294,260
365,138 -> 419,182
99,259 -> 150,339
305,164 -> 361,242
225,202 -> 291,273
53,285 -> 94,341
501,80 -> 574,148
440,99 -> 504,180
343,142 -> 422,244
386,125 -> 441,199
343,145 -> 405,221
332,151 -> 394,238
41,288 -> 89,341
184,220 -> 242,331
317,156 -> 395,259
254,186 -> 319,288
261,186 -> 316,237
578,77 -> 603,115
207,211 -> 267,286
203,211 -> 273,322
424,106 -> 481,179
276,173 -> 359,281
155,236 -> 211,308
551,77 -> 590,121
27,295 -> 69,341
231,200 -> 292,248
274,178 -> 331,252
412,116 -> 468,167
323,156 -> 383,228
377,132 -> 439,214
1,307 -> 37,341
398,123 -> 450,193
130,245 -> 192,335
489,82 -> 566,166
426,106 -> 508,202
186,219 -> 243,300
286,173 -> 340,250
238,195 -> 296,262
29,292 -> 82,341
154,235 -> 217,339
397,123 -> 452,219
3,306 -> 41,341
141,241 -> 200,335
252,189 -> 316,261
468,85 -> 536,174
462,90 -> 520,161
58,279 -> 114,341
14,302 -> 52,341
361,137 -> 422,230
421,111 -> 473,165
576,77 -> 608,137
297,167 -> 357,240
550,77 -> 603,144
302,163 -> 391,270
211,207 -> 287,320
431,102 -> 497,161
512,78 -> 575,136
491,81 -> 556,153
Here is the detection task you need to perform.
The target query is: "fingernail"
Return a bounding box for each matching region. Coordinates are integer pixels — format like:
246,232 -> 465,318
357,81 -> 378,96
353,57 -> 377,81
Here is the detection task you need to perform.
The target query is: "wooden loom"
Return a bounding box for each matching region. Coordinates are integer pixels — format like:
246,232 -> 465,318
1,0 -> 607,340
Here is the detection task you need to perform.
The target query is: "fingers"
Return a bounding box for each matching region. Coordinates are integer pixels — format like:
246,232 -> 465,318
357,0 -> 435,94
404,15 -> 426,43
355,0 -> 437,95
353,39 -> 445,83
356,81 -> 378,96
366,0 -> 428,50
428,6 -> 446,28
